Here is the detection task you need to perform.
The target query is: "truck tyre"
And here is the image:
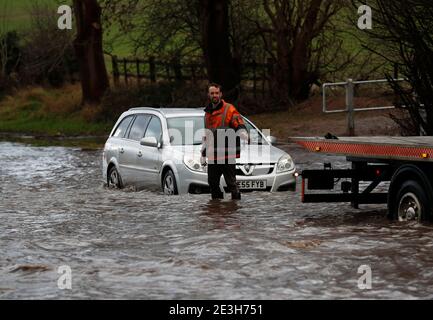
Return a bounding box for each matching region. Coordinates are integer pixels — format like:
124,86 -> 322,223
392,180 -> 432,222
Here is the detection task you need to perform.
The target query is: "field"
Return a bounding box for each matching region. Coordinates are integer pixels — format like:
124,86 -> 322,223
0,0 -> 59,31
1,0 -> 133,58
0,1 -> 400,144
0,85 -> 112,137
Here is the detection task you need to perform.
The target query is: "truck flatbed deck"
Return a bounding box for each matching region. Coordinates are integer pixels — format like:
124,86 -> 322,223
291,136 -> 433,162
289,136 -> 433,221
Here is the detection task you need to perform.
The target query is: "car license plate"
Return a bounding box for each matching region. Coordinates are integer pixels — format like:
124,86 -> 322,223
237,180 -> 267,189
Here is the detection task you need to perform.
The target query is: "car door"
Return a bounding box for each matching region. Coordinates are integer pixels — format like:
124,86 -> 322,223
121,114 -> 151,185
107,115 -> 135,184
136,115 -> 163,188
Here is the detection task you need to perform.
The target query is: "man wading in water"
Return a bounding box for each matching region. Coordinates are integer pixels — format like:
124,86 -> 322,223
201,83 -> 249,200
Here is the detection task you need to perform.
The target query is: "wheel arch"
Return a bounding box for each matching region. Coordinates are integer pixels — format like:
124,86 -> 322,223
160,161 -> 180,187
107,157 -> 120,176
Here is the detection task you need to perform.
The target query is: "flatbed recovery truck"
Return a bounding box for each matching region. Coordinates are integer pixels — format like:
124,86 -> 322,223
290,136 -> 433,221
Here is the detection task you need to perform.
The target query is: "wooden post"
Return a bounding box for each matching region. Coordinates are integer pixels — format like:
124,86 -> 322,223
266,58 -> 274,77
346,78 -> 355,136
165,63 -> 170,81
252,60 -> 257,99
172,56 -> 182,82
191,65 -> 196,83
267,58 -> 274,97
136,58 -> 140,86
149,56 -> 156,83
262,61 -> 266,99
123,58 -> 128,85
112,55 -> 119,87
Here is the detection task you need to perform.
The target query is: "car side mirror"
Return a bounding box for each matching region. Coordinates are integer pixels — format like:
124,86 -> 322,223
267,135 -> 277,144
140,136 -> 158,148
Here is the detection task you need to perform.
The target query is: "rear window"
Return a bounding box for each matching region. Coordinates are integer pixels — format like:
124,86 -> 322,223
112,116 -> 133,138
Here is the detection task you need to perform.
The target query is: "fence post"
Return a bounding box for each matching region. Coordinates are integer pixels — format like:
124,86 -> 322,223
191,65 -> 196,83
172,56 -> 182,82
394,63 -> 399,79
346,78 -> 355,136
136,58 -> 141,86
261,61 -> 266,99
123,58 -> 128,85
267,58 -> 274,97
149,56 -> 156,83
112,55 -> 120,87
252,60 -> 257,99
165,63 -> 170,81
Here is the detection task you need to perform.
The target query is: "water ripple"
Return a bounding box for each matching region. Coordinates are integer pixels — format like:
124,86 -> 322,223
1,141 -> 433,299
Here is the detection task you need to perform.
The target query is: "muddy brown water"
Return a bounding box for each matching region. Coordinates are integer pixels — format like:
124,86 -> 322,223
1,141 -> 433,299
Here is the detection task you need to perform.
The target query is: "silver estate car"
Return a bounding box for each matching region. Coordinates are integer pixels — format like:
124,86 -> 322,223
102,107 -> 296,195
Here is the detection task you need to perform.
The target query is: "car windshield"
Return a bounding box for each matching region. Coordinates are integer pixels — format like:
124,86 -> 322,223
166,116 -> 267,145
167,117 -> 205,146
243,118 -> 266,145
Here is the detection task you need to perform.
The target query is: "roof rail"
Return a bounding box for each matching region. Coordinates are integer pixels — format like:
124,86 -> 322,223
128,106 -> 163,111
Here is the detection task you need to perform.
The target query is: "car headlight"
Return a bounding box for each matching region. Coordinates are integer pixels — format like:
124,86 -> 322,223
276,154 -> 295,173
183,155 -> 207,172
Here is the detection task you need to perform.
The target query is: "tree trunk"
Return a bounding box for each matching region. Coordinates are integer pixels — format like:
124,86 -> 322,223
199,0 -> 240,101
260,0 -> 338,106
273,29 -> 314,105
290,39 -> 316,101
274,31 -> 293,106
73,0 -> 109,105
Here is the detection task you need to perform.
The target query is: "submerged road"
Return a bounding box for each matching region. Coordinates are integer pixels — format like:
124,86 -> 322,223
1,141 -> 433,299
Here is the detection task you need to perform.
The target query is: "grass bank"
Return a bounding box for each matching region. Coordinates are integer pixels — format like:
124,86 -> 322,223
0,84 -> 402,150
0,84 -> 112,139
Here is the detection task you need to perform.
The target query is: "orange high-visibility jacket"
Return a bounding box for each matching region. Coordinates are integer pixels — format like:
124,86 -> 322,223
202,100 -> 246,161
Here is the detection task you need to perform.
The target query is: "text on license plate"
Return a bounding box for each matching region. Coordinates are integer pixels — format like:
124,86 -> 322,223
237,180 -> 267,189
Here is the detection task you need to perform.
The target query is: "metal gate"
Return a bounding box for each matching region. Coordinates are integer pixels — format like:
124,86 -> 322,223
322,78 -> 407,135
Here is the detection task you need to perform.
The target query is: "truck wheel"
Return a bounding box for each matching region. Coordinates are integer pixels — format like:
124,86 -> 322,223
108,166 -> 123,189
162,170 -> 178,195
394,180 -> 431,222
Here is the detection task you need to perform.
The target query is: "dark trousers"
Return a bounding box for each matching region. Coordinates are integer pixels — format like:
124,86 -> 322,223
207,164 -> 241,199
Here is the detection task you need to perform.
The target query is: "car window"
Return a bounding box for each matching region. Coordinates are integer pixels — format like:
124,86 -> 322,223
144,116 -> 162,141
112,115 -> 133,138
128,114 -> 151,141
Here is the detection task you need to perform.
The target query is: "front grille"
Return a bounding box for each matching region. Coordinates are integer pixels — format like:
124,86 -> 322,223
236,164 -> 275,176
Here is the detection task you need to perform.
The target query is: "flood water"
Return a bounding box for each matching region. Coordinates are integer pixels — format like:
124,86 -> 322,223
1,140 -> 433,299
